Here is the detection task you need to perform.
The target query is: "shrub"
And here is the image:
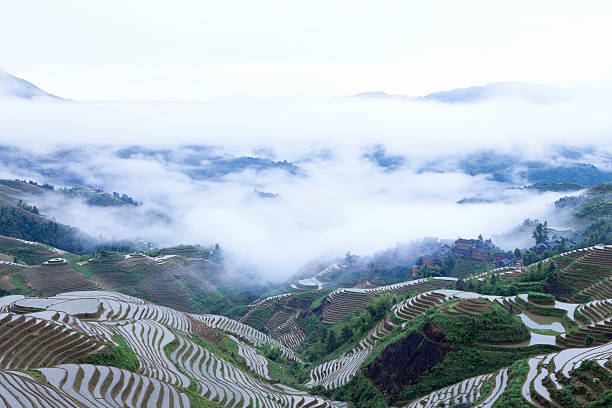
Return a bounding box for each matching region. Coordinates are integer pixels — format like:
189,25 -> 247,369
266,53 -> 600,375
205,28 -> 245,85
75,335 -> 138,371
574,309 -> 592,325
528,291 -> 555,304
493,360 -> 531,407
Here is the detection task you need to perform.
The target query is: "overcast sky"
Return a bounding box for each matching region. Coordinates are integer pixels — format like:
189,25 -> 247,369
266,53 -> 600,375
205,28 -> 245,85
3,0 -> 612,100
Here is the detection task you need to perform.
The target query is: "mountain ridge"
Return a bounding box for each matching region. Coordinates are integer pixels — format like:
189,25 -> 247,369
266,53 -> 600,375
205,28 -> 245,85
0,68 -> 61,99
353,81 -> 570,104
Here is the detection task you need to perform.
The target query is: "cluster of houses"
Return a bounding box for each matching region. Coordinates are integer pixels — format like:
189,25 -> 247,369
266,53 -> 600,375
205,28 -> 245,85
415,237 -> 517,274
415,235 -> 583,276
522,237 -> 577,256
454,238 -> 496,259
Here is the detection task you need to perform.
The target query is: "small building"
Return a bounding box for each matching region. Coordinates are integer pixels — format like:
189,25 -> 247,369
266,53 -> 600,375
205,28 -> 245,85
455,238 -> 476,248
454,247 -> 472,258
493,252 -> 512,263
548,238 -> 563,250
422,256 -> 440,266
535,243 -> 550,254
495,258 -> 514,268
411,265 -> 420,276
471,248 -> 488,259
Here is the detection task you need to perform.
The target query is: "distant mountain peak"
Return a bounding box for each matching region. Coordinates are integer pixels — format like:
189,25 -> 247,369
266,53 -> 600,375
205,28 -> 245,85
421,81 -> 568,104
0,68 -> 61,100
352,81 -> 569,104
352,91 -> 395,99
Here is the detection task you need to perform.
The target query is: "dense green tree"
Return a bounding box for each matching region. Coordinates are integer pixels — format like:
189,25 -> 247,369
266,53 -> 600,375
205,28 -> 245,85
327,331 -> 337,352
0,206 -> 137,255
532,222 -> 550,244
341,326 -> 352,343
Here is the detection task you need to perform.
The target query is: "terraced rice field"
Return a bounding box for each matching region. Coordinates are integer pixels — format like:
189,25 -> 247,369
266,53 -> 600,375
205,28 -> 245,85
28,310 -> 116,343
473,266 -> 525,281
81,255 -> 199,312
306,317 -> 394,389
0,235 -> 65,265
113,320 -> 191,387
1,263 -> 100,297
405,339 -> 612,407
190,313 -> 303,363
321,277 -> 456,324
391,289 -> 590,348
306,347 -> 372,390
577,298 -> 612,322
242,293 -> 309,351
392,291 -> 450,322
228,334 -> 270,379
0,248 -> 610,408
0,260 -> 26,269
556,314 -> 612,348
289,263 -> 345,290
404,369 -> 508,408
0,290 -> 343,408
392,290 -> 503,324
171,335 -> 334,407
39,364 -> 191,407
0,295 -> 25,312
0,313 -> 103,369
316,263 -> 343,280
248,293 -> 292,308
548,245 -> 612,300
0,369 -> 81,407
520,342 -> 612,407
442,297 -> 493,316
265,309 -> 306,350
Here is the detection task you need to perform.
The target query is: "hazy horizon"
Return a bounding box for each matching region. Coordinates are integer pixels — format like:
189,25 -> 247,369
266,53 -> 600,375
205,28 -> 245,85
1,1 -> 612,282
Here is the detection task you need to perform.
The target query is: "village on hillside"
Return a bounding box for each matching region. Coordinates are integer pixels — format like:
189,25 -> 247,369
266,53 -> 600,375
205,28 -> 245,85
412,230 -> 581,278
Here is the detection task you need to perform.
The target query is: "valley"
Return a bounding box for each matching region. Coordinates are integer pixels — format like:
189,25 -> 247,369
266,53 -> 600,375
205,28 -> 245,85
2,3 -> 612,406
0,181 -> 611,407
0,234 -> 611,407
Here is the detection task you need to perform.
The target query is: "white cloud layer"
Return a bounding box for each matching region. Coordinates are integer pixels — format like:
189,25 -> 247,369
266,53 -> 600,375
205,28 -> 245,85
1,92 -> 611,281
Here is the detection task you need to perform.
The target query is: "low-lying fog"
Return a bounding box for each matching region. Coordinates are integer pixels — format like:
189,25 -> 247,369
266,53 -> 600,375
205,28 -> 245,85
1,91 -> 610,281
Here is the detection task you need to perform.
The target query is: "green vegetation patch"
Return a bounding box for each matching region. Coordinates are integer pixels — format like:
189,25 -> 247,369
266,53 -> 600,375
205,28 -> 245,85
315,374 -> 387,408
298,293 -> 403,363
438,302 -> 530,346
450,258 -> 491,279
527,291 -> 555,304
574,309 -> 593,325
290,288 -> 334,312
547,359 -> 612,408
513,296 -> 579,333
259,343 -> 309,387
186,287 -> 253,319
493,359 -> 531,407
362,302 -> 549,405
184,390 -> 226,408
530,328 -> 562,336
8,274 -> 35,295
241,302 -> 284,331
0,235 -> 58,265
190,333 -> 246,370
75,335 -> 138,372
159,245 -> 211,258
395,347 -> 551,404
